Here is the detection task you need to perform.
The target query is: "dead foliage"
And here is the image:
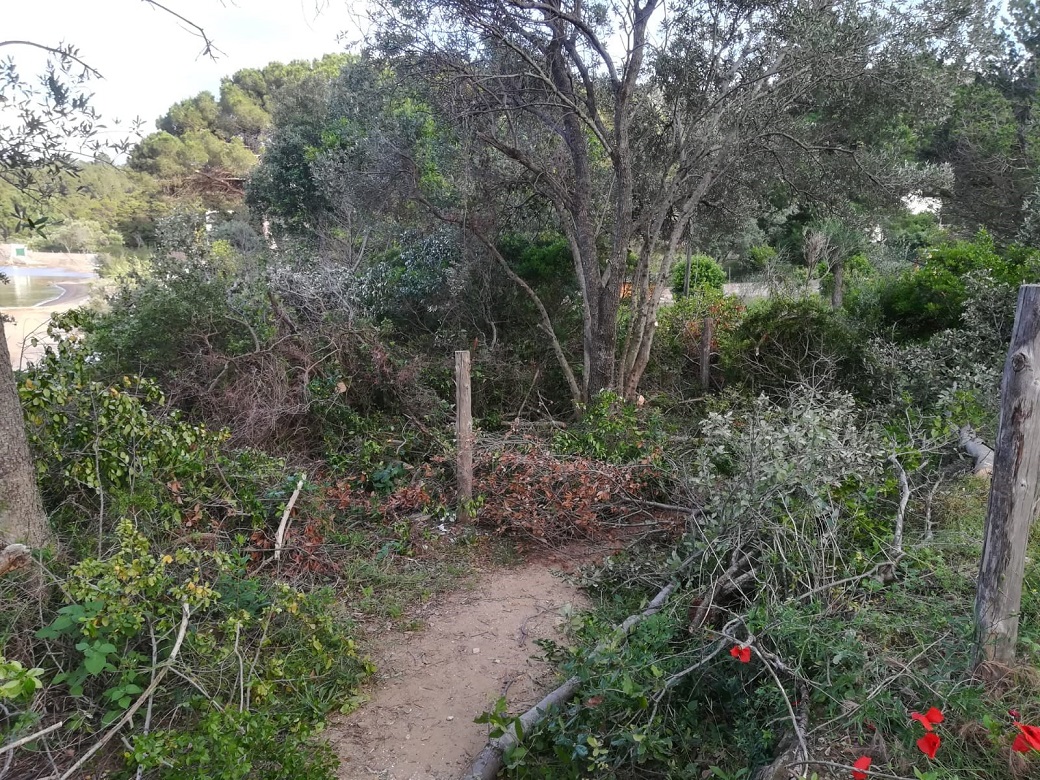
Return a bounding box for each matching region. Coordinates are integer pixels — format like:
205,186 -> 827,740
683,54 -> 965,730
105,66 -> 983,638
473,436 -> 674,545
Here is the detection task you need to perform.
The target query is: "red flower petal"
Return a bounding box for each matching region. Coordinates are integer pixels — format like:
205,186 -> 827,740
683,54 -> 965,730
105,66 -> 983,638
730,645 -> 741,659
852,755 -> 871,780
739,646 -> 751,663
1013,722 -> 1040,751
1012,733 -> 1033,753
924,707 -> 944,725
916,732 -> 941,759
911,712 -> 935,732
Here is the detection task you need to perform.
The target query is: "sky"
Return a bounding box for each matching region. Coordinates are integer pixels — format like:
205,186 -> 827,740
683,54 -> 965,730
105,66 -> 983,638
5,0 -> 370,135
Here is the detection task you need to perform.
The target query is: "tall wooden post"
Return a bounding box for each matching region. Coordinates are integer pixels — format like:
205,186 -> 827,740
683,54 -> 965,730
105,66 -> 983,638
683,240 -> 693,298
700,316 -> 714,392
975,284 -> 1040,665
455,350 -> 474,522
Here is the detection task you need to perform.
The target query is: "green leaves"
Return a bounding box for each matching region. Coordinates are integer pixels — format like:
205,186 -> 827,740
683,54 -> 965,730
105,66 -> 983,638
78,640 -> 117,675
0,658 -> 45,701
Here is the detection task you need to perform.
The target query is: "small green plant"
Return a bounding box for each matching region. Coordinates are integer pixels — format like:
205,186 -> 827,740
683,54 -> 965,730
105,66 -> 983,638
0,657 -> 45,702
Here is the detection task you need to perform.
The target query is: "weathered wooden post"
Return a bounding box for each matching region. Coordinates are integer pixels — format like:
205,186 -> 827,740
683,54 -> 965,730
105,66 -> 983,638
700,316 -> 714,391
682,240 -> 693,298
455,350 -> 474,522
975,284 -> 1040,665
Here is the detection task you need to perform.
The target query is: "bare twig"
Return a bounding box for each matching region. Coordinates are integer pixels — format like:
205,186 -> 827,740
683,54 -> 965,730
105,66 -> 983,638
923,475 -> 943,542
140,1 -> 223,59
886,454 -> 910,573
0,41 -> 102,77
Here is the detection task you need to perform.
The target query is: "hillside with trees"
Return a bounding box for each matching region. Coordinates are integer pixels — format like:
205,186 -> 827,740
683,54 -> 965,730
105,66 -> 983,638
3,1 -> 1040,779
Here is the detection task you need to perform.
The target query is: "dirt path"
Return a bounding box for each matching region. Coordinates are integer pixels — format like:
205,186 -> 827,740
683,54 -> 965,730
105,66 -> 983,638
330,563 -> 589,780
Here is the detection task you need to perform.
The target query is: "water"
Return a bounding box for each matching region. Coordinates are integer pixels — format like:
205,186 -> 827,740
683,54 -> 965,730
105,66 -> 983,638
0,265 -> 95,308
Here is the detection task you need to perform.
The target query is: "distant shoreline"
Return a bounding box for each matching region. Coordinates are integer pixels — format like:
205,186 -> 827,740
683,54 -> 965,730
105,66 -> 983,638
33,280 -> 92,308
3,271 -> 96,369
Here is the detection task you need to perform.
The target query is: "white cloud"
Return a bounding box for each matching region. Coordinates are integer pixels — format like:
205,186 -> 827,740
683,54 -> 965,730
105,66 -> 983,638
5,0 -> 369,134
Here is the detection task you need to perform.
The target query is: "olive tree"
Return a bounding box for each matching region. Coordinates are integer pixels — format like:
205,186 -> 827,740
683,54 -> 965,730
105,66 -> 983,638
372,0 -> 982,404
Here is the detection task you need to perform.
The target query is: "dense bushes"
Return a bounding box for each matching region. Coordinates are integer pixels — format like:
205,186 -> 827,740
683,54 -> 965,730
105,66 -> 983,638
646,289 -> 744,398
864,232 -> 1040,340
5,340 -> 373,780
494,391 -> 1040,779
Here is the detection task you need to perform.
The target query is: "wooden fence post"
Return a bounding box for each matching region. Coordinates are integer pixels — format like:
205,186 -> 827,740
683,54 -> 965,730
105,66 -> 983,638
455,350 -> 474,522
683,240 -> 693,298
975,284 -> 1040,665
700,316 -> 714,392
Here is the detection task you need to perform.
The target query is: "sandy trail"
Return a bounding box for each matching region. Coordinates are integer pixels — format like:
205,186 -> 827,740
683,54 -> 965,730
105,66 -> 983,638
331,563 -> 588,780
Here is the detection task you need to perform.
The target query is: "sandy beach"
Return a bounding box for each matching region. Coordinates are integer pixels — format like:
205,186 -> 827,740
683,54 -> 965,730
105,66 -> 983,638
3,252 -> 97,369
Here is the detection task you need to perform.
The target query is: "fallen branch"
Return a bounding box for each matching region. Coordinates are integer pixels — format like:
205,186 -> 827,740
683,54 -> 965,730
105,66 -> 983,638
0,544 -> 30,577
273,474 -> 306,562
462,575 -> 685,780
959,425 -> 994,477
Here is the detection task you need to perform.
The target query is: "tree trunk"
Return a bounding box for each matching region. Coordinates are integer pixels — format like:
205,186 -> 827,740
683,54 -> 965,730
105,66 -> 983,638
959,425 -> 994,477
0,317 -> 50,548
975,284 -> 1040,665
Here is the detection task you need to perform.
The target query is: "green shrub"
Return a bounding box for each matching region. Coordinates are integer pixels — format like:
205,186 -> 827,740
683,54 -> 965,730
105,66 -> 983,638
18,338 -> 285,547
29,521 -> 368,780
670,254 -> 725,297
747,244 -> 778,270
719,296 -> 862,395
498,232 -> 575,287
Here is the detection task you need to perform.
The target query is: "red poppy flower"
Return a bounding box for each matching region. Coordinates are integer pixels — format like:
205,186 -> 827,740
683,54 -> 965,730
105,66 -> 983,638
910,707 -> 944,731
729,645 -> 751,663
1012,722 -> 1040,753
916,732 -> 941,759
852,755 -> 871,780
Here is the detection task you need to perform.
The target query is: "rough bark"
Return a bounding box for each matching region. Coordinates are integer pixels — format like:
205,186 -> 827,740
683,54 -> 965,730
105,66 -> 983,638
0,316 -> 50,548
975,284 -> 1040,665
0,543 -> 31,576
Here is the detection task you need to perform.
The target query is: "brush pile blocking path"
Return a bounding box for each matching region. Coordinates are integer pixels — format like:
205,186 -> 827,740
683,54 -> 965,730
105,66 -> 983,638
331,564 -> 588,780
